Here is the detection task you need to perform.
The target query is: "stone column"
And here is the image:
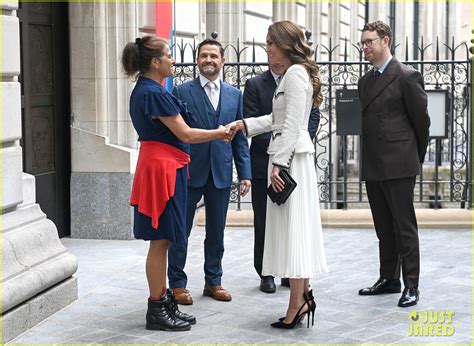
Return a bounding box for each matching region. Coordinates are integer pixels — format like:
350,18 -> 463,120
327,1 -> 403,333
273,2 -> 296,22
69,2 -> 138,240
1,2 -> 78,342
205,1 -> 244,59
367,2 -> 386,24
306,1 -> 319,43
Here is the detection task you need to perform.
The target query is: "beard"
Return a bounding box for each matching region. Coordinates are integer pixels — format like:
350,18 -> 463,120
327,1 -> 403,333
200,64 -> 221,78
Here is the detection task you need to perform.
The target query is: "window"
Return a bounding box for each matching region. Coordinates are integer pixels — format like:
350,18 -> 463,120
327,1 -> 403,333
175,1 -> 200,36
243,2 -> 273,62
296,2 -> 306,27
358,1 -> 366,32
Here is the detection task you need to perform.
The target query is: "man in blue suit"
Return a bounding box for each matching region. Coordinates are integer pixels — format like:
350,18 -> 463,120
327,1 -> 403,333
168,39 -> 252,304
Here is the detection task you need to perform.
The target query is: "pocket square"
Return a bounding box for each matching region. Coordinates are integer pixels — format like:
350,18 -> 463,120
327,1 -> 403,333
267,170 -> 297,206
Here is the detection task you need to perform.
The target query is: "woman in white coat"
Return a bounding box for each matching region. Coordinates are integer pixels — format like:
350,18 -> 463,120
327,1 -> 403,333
228,20 -> 328,329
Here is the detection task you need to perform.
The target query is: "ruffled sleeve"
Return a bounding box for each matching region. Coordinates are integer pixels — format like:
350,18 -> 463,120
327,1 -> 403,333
176,99 -> 195,123
143,91 -> 181,118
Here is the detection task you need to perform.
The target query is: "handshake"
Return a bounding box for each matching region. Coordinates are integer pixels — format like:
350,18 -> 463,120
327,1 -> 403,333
218,120 -> 246,143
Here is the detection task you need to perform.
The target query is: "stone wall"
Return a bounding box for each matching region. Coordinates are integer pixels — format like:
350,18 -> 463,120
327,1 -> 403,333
1,3 -> 78,342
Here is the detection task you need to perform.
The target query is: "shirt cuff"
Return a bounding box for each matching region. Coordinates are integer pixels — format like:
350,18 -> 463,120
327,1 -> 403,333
242,120 -> 249,136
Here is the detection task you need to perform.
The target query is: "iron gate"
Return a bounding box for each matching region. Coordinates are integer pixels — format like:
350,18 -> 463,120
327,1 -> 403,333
171,37 -> 472,210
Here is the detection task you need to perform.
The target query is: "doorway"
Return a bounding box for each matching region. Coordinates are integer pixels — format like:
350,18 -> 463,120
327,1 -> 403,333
19,2 -> 71,237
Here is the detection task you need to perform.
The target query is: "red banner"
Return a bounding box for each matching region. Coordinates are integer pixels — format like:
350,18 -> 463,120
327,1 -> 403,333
156,0 -> 173,39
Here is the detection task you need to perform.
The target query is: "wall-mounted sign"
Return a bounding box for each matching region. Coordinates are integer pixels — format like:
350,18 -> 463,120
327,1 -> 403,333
336,89 -> 361,136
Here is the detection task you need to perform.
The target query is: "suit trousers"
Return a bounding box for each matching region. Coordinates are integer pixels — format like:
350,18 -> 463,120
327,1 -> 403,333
365,177 -> 420,288
168,175 -> 231,288
251,178 -> 270,278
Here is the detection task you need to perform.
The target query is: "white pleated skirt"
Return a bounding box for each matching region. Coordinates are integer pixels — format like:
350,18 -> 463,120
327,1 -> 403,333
261,152 -> 329,278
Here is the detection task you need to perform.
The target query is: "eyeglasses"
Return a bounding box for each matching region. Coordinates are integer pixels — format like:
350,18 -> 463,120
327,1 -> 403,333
357,37 -> 383,48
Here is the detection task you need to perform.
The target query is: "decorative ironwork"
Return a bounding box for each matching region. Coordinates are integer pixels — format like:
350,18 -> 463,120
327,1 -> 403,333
171,37 -> 472,209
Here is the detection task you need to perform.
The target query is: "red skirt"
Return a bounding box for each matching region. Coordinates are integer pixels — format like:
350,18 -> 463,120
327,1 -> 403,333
130,141 -> 190,230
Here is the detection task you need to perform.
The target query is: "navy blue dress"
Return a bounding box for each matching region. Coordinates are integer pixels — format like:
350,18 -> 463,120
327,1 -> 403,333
130,76 -> 190,244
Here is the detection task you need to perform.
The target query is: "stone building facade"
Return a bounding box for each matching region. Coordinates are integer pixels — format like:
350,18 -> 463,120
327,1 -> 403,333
69,0 -> 472,238
1,1 -> 471,341
1,1 -> 78,342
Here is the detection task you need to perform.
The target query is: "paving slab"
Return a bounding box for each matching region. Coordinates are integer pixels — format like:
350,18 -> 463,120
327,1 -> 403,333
9,227 -> 472,344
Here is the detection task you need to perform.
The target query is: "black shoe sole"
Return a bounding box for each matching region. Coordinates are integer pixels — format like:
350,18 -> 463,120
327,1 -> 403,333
179,318 -> 197,325
260,287 -> 276,293
398,300 -> 418,308
359,288 -> 401,296
146,323 -> 191,331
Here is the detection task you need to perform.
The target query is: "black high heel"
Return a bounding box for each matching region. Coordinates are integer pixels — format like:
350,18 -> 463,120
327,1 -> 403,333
278,290 -> 316,325
304,289 -> 316,328
271,300 -> 311,329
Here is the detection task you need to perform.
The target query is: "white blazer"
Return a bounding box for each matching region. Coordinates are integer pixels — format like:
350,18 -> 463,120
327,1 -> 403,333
244,64 -> 314,168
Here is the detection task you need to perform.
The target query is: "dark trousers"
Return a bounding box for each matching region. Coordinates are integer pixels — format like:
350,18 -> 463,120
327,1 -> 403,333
251,178 -> 272,278
168,175 -> 231,288
366,176 -> 420,288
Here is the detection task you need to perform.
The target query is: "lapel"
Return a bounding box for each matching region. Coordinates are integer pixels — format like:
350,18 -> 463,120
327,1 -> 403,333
188,78 -> 212,129
261,70 -> 277,102
361,57 -> 399,111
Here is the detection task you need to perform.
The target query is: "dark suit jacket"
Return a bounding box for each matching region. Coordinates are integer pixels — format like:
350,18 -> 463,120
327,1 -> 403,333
173,78 -> 251,188
358,57 -> 430,181
243,69 -> 320,179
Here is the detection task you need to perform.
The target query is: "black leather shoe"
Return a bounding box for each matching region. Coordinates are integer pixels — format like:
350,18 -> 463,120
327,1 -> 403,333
359,278 -> 401,295
281,278 -> 290,287
398,287 -> 419,307
260,276 -> 276,293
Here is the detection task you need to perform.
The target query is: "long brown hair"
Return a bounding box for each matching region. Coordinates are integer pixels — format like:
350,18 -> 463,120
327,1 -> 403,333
267,21 -> 323,106
121,35 -> 168,80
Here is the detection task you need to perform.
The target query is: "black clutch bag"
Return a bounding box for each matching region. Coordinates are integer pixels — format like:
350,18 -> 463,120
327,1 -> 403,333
267,170 -> 297,206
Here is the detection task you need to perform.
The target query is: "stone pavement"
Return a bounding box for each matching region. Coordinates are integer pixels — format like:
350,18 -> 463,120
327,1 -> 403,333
9,227 -> 472,344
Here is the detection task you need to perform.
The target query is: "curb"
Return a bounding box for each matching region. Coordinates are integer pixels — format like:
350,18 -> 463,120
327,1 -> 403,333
197,209 -> 473,229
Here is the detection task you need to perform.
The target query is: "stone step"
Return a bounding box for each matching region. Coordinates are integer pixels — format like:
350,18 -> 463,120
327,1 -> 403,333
197,208 -> 472,229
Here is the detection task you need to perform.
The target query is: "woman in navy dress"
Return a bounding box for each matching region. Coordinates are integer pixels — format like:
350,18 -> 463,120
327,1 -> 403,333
121,35 -> 233,331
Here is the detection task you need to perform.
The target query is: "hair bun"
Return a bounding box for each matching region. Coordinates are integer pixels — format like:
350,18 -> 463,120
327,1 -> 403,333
135,37 -> 141,45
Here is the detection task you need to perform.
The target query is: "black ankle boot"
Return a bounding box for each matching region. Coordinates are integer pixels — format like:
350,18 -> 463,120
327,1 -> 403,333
146,296 -> 191,331
167,289 -> 197,325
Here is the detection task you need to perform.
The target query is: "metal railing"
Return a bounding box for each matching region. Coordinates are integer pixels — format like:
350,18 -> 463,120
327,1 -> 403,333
171,36 -> 472,209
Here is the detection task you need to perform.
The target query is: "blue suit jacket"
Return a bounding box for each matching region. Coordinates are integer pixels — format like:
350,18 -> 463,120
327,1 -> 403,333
173,78 -> 251,189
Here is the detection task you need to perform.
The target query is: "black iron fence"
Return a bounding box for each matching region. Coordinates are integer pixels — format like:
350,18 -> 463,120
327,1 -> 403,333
171,37 -> 472,209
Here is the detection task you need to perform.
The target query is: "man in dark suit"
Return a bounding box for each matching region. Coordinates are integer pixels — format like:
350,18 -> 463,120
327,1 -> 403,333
243,62 -> 320,293
168,39 -> 252,304
357,21 -> 430,307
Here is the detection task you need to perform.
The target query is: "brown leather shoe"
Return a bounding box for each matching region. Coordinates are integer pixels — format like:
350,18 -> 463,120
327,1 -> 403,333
171,287 -> 193,305
203,285 -> 232,301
